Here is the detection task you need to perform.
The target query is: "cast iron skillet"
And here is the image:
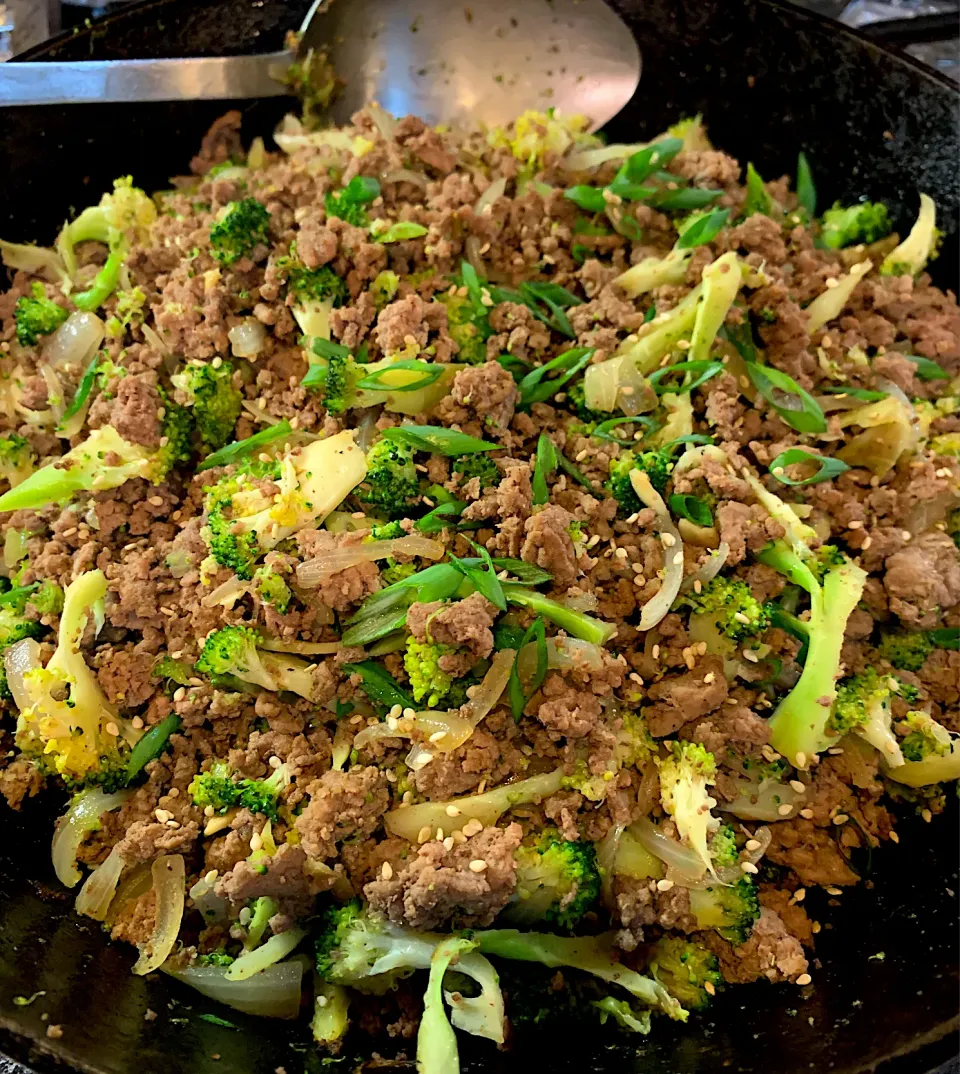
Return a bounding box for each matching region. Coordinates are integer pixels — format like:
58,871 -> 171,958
0,2 -> 957,1071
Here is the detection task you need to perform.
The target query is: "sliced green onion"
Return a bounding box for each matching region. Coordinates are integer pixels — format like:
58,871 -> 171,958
796,152 -> 816,218
340,661 -> 414,710
564,186 -> 606,213
768,448 -> 850,486
648,359 -> 724,395
676,209 -> 730,249
381,425 -> 498,455
518,347 -> 594,409
375,221 -> 428,244
198,420 -> 293,470
60,352 -> 102,425
509,617 -> 547,721
355,359 -> 443,392
589,416 -> 651,443
450,540 -> 506,611
668,494 -> 713,527
125,714 -> 180,783
532,433 -> 558,506
744,361 -> 827,434
903,354 -> 949,381
821,385 -> 888,402
653,188 -> 722,212
311,338 -> 351,360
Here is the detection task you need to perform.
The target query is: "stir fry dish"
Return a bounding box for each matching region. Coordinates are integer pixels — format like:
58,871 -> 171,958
0,104 -> 957,1067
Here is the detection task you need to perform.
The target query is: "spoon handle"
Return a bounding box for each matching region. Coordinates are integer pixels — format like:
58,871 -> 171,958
0,52 -> 293,106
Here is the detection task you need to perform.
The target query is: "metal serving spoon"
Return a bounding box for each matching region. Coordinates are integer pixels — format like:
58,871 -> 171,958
0,0 -> 640,131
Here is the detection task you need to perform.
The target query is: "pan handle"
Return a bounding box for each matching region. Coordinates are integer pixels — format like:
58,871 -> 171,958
857,10 -> 960,47
0,52 -> 293,106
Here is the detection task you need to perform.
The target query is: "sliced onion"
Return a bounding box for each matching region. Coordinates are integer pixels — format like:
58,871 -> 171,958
331,724 -> 353,771
718,778 -> 803,822
225,927 -> 307,981
42,311 -> 104,371
4,528 -> 29,568
0,239 -> 68,283
141,323 -> 171,358
241,398 -> 284,426
132,854 -> 185,976
404,648 -> 515,769
382,168 -> 428,192
75,845 -> 126,919
630,470 -> 684,631
189,874 -> 229,926
564,143 -> 647,171
561,591 -> 598,613
629,817 -> 705,885
596,824 -> 624,908
474,176 -> 507,217
516,637 -> 604,680
37,363 -> 66,425
613,828 -> 665,882
258,639 -> 341,655
4,637 -> 42,712
162,960 -> 304,1019
296,535 -> 444,587
229,319 -> 268,359
105,862 -> 153,926
368,101 -> 398,141
356,410 -> 380,454
52,788 -> 129,888
201,574 -> 250,609
679,541 -> 730,593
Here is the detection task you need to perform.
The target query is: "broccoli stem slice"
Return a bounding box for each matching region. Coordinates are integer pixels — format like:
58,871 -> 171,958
766,558 -> 867,767
473,929 -> 686,1022
417,936 -> 476,1074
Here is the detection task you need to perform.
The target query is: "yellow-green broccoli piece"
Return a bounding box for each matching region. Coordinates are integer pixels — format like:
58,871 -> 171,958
14,283 -> 68,346
684,576 -> 770,642
403,636 -> 455,708
506,829 -> 601,929
0,435 -> 36,488
171,360 -> 243,453
209,198 -> 271,266
648,937 -> 722,1011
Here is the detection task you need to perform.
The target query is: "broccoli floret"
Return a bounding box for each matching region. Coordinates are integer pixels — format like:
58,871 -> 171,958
171,360 -> 243,453
382,561 -> 419,585
684,576 -> 770,642
930,432 -> 960,458
648,937 -> 721,1011
403,636 -> 455,708
356,439 -> 421,518
196,949 -> 235,968
188,758 -> 290,819
688,876 -> 760,945
506,829 -> 601,929
325,176 -> 380,228
0,414 -> 192,514
370,270 -> 400,310
820,201 -> 891,249
285,261 -> 349,339
370,520 -> 406,541
435,290 -> 491,365
565,380 -> 617,425
153,655 -> 193,688
0,434 -> 36,488
831,668 -> 905,767
877,629 -> 935,671
451,453 -> 500,491
195,625 -> 317,699
14,282 -> 68,346
563,711 -> 654,802
606,449 -> 672,516
898,710 -> 952,763
12,570 -> 130,783
202,463 -> 278,580
104,286 -> 147,338
707,822 -> 739,869
0,605 -> 46,700
253,567 -> 291,613
209,198 -> 270,266
29,581 -> 64,617
658,740 -> 719,879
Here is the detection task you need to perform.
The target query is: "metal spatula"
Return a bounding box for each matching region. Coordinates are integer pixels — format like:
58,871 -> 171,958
0,0 -> 640,130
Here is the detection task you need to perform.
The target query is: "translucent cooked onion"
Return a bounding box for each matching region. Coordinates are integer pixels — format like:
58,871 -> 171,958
200,575 -> 250,609
564,142 -> 646,170
225,927 -> 307,981
679,541 -> 730,593
404,648 -> 516,768
258,639 -> 341,656
106,862 -> 153,927
42,311 -> 104,371
52,788 -> 129,888
561,591 -> 598,613
240,399 -> 284,426
75,845 -> 126,920
229,319 -> 268,359
516,637 -> 604,679
382,169 -> 428,192
367,101 -> 398,141
0,239 -> 68,283
474,176 -> 507,217
37,364 -> 65,425
4,528 -> 28,568
161,960 -> 304,1018
356,410 -> 379,453
613,828 -> 665,882
141,323 -> 171,357
630,470 -> 684,631
4,638 -> 42,713
188,874 -> 228,926
132,854 -> 185,976
718,777 -> 803,821
629,817 -> 705,885
296,536 -> 444,587
354,720 -> 409,753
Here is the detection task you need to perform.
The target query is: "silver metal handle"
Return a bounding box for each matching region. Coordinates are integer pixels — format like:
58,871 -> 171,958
0,52 -> 294,106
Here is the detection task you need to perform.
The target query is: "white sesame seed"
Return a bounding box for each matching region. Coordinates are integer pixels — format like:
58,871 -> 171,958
429,730 -> 447,743
403,708 -> 417,719
656,879 -> 675,892
734,611 -> 752,625
468,859 -> 488,873
832,813 -> 849,825
703,672 -> 715,684
793,888 -> 806,903
316,995 -> 328,1008
418,752 -> 434,765
249,833 -> 263,852
789,780 -> 806,794
204,805 -> 215,817
745,839 -> 761,852
462,818 -> 483,838
268,755 -> 282,769
826,886 -> 843,896
704,980 -> 716,996
921,808 -> 933,823
105,721 -> 119,737
652,644 -> 661,659
796,973 -> 812,986
132,716 -> 144,730
795,752 -> 807,769
381,862 -> 393,880
436,828 -> 444,842
205,870 -> 219,884
741,861 -> 759,874
799,808 -> 814,819
778,804 -> 794,816
661,532 -> 677,548
889,831 -> 900,843
445,805 -> 461,818
173,687 -> 186,702
673,551 -> 683,565
417,826 -> 432,844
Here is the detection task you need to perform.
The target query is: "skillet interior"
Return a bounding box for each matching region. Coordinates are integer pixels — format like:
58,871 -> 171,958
0,1 -> 957,1071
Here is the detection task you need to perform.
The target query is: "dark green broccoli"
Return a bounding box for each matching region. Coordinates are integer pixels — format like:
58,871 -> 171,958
325,176 -> 380,228
188,759 -> 290,819
820,201 -> 891,249
202,457 -> 282,579
285,260 -> 350,339
684,576 -> 770,642
369,520 -> 405,540
0,435 -> 36,487
356,439 -> 421,518
688,876 -> 760,945
505,829 -> 601,929
14,282 -> 68,347
648,937 -> 722,1011
153,654 -> 194,688
0,605 -> 46,700
451,453 -> 500,491
29,581 -> 64,617
171,360 -> 243,454
195,625 -> 316,699
196,948 -> 235,967
877,628 -> 959,672
606,448 -> 672,516
209,198 -> 271,266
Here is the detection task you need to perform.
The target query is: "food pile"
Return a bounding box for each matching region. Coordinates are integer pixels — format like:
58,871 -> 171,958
0,105 -> 957,1064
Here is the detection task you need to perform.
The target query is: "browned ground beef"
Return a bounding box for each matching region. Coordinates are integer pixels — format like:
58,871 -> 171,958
0,105 -> 957,1048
